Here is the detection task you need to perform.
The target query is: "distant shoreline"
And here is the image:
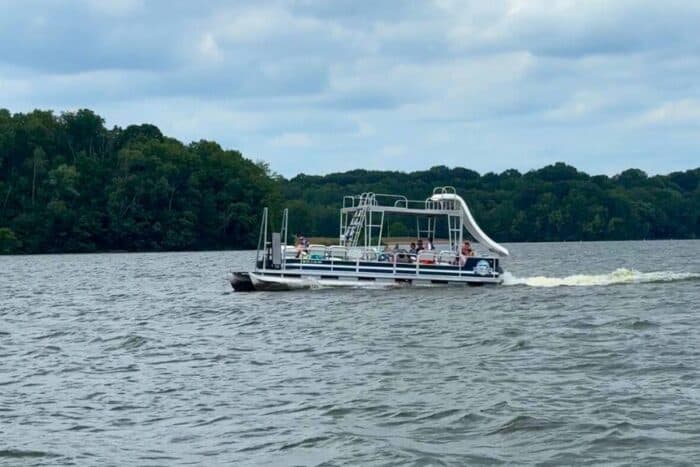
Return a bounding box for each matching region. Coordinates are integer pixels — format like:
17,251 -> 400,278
2,237 -> 698,257
1,108 -> 698,255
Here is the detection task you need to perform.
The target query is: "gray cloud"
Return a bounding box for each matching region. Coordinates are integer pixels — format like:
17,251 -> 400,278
1,0 -> 699,176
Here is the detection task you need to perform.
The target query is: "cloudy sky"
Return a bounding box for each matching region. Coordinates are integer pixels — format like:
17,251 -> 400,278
1,0 -> 699,177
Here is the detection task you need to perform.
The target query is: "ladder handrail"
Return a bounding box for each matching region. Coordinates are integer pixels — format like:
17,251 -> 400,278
341,192 -> 376,247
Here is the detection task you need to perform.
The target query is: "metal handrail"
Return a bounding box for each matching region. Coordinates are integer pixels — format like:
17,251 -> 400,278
433,186 -> 456,195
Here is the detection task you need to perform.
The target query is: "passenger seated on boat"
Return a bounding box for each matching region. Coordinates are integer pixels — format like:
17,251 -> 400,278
295,235 -> 308,258
416,239 -> 425,253
459,241 -> 475,266
393,249 -> 411,263
409,242 -> 417,254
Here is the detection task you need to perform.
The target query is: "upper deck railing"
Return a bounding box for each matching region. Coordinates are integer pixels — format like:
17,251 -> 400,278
341,188 -> 461,214
343,193 -> 408,209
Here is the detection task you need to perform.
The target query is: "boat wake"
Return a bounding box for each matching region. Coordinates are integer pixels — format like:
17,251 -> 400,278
502,268 -> 700,288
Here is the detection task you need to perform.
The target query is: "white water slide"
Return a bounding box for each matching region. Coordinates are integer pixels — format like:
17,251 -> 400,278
430,193 -> 510,257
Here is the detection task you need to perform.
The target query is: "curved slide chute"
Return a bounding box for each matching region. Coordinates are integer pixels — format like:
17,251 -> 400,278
430,193 -> 510,257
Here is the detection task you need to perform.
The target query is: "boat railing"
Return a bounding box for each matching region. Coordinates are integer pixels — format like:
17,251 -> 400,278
285,244 -> 385,263
343,192 -> 379,209
283,245 -> 297,259
286,245 -> 464,264
395,199 -> 429,210
412,251 -> 433,276
433,186 -> 456,195
277,244 -> 498,282
341,189 -> 462,214
369,193 -> 407,207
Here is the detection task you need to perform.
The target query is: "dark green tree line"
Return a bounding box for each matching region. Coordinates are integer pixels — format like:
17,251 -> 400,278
0,108 -> 279,253
281,164 -> 700,242
1,108 -> 698,254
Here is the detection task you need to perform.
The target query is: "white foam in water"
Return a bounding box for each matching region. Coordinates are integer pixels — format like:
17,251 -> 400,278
502,268 -> 700,288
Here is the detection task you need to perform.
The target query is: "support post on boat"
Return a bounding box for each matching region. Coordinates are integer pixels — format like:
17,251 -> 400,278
231,186 -> 509,291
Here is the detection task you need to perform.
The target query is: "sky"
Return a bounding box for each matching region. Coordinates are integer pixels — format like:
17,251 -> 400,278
1,0 -> 699,178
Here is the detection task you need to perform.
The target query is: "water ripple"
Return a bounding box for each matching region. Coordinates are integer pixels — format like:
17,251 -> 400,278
0,241 -> 699,464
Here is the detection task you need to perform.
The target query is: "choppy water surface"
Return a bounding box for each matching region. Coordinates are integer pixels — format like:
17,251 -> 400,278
2,240 -> 700,465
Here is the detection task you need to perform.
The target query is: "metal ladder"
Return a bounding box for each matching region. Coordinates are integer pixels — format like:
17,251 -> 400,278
342,192 -> 373,247
445,198 -> 462,252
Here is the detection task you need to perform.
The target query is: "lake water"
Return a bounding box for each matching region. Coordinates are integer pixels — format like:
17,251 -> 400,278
2,240 -> 700,465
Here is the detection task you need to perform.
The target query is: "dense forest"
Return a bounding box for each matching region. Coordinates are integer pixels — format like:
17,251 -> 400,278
0,109 -> 280,254
281,165 -> 700,243
0,108 -> 698,254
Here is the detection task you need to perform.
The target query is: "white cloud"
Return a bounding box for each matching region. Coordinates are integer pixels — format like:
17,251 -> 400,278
635,99 -> 700,127
543,91 -> 609,122
381,145 -> 406,157
1,0 -> 700,176
197,33 -> 223,63
354,119 -> 376,137
83,0 -> 142,17
269,132 -> 314,148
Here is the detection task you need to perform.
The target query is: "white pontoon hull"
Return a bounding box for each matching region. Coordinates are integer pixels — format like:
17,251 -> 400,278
249,272 -> 402,291
245,270 -> 502,291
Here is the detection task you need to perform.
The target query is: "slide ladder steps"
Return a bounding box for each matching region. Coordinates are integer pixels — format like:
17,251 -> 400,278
343,193 -> 374,247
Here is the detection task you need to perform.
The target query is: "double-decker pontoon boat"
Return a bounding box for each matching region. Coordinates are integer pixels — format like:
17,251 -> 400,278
231,186 -> 509,291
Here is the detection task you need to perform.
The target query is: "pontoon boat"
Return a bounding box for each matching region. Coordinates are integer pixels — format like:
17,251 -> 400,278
231,187 -> 509,291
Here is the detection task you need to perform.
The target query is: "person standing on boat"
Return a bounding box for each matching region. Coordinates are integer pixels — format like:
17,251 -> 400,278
427,236 -> 435,251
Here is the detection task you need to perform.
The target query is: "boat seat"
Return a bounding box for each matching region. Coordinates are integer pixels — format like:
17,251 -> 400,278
363,249 -> 378,261
417,251 -> 437,265
328,246 -> 347,260
347,247 -> 363,260
438,250 -> 458,265
307,244 -> 327,257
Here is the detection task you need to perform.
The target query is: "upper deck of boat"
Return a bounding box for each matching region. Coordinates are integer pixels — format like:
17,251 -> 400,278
340,192 -> 461,216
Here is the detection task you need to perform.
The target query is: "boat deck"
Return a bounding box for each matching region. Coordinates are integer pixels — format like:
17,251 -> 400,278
256,255 -> 501,282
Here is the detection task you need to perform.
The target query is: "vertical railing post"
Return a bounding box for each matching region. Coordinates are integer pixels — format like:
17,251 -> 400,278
281,208 -> 288,274
256,207 -> 268,270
